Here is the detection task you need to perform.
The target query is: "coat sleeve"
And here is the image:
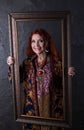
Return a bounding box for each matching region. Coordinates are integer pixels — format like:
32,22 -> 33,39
8,63 -> 24,83
52,58 -> 62,89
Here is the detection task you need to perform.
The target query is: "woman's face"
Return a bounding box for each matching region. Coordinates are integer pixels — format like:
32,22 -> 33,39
31,34 -> 46,55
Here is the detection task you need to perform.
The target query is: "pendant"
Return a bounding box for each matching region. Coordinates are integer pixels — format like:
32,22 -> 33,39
38,69 -> 44,76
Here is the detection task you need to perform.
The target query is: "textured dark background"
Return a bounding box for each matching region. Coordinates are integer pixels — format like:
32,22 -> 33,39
0,0 -> 84,130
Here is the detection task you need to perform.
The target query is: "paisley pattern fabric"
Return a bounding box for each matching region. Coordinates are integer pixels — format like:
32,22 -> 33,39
19,54 -> 63,130
8,54 -> 63,130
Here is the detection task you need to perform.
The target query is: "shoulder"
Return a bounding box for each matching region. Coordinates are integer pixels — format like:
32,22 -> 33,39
51,55 -> 62,64
22,55 -> 37,66
23,57 -> 32,64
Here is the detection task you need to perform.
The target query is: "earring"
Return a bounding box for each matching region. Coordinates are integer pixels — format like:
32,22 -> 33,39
45,49 -> 49,52
45,46 -> 49,53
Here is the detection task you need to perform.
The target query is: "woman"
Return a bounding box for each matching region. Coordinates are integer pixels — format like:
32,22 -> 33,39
7,29 -> 75,130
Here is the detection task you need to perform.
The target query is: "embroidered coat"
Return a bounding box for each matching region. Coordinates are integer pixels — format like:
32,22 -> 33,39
19,54 -> 63,130
8,54 -> 63,130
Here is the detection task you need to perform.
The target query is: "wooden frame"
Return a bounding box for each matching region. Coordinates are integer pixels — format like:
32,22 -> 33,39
8,11 -> 72,128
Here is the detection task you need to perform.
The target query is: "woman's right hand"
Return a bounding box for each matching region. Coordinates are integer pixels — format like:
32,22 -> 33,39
7,56 -> 14,66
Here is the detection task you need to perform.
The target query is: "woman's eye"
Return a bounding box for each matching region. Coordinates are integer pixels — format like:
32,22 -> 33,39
39,39 -> 44,43
31,39 -> 44,44
31,40 -> 35,43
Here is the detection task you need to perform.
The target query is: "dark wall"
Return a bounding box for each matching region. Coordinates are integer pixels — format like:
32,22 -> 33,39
0,0 -> 84,130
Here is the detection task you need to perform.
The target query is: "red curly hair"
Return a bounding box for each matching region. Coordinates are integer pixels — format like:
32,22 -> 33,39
26,28 -> 60,59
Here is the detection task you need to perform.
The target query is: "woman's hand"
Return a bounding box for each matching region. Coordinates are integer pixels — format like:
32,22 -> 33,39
7,56 -> 14,66
68,67 -> 75,76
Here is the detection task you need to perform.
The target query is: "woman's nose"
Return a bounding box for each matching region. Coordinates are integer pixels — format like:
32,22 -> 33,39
36,41 -> 40,46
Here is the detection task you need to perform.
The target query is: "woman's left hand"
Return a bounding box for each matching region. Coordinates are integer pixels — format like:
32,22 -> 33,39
68,67 -> 75,76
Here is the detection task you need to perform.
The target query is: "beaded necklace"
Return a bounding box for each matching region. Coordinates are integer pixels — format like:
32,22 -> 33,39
35,58 -> 46,76
35,52 -> 47,76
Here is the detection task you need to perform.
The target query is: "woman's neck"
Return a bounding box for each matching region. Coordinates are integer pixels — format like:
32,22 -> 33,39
37,51 -> 47,65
